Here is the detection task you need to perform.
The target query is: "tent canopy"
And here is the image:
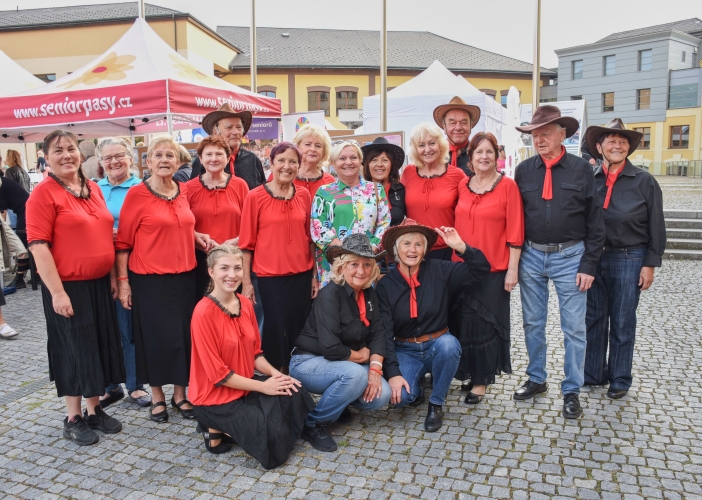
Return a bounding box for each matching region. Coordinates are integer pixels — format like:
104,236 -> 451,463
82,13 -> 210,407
0,50 -> 45,96
0,18 -> 280,142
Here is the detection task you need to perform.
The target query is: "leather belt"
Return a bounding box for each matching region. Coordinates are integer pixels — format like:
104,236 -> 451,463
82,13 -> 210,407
526,239 -> 581,253
394,328 -> 448,344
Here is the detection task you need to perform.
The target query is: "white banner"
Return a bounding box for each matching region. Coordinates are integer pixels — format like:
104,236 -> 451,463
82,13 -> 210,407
281,111 -> 326,141
520,100 -> 587,156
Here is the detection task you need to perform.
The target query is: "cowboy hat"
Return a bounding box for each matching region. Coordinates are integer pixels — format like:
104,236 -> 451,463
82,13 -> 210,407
515,105 -> 579,138
360,137 -> 406,168
584,118 -> 643,160
381,218 -> 439,261
433,96 -> 481,130
325,233 -> 387,264
201,103 -> 253,136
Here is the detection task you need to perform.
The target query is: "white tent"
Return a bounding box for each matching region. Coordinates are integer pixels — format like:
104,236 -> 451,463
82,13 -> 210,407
0,50 -> 45,96
363,60 -> 507,149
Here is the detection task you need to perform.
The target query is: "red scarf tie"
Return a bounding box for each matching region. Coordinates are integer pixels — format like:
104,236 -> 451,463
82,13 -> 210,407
602,164 -> 623,210
228,148 -> 239,175
541,146 -> 566,200
356,290 -> 370,327
400,270 -> 420,319
449,142 -> 468,168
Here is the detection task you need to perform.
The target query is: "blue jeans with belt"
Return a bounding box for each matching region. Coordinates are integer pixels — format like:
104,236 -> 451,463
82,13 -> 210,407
585,246 -> 645,391
106,300 -> 145,395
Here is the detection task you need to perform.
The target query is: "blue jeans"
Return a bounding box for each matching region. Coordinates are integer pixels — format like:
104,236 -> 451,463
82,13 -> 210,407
392,333 -> 461,407
106,300 -> 145,394
519,241 -> 588,395
585,246 -> 645,391
289,354 -> 391,426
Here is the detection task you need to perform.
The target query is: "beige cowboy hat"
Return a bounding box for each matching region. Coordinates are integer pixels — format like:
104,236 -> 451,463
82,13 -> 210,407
515,105 -> 579,138
584,118 -> 643,161
201,103 -> 253,136
381,218 -> 439,261
433,96 -> 481,129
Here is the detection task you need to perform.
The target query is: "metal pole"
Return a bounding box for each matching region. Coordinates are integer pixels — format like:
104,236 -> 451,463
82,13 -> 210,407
138,0 -> 145,19
531,0 -> 541,113
250,0 -> 257,93
379,0 -> 387,132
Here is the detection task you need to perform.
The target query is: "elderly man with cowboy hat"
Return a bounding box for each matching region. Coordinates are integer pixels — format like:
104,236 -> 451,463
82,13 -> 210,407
189,103 -> 265,190
513,105 -> 605,419
582,118 -> 665,401
433,96 -> 481,177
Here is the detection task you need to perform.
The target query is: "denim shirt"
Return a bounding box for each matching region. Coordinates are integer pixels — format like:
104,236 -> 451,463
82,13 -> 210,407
97,174 -> 142,228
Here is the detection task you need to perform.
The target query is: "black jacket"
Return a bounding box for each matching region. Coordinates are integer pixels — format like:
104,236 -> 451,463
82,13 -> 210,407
449,147 -> 474,177
386,182 -> 407,227
189,148 -> 265,191
0,177 -> 28,231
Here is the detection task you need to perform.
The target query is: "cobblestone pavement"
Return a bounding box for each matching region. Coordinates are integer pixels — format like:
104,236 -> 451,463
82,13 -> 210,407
656,176 -> 702,210
0,181 -> 701,499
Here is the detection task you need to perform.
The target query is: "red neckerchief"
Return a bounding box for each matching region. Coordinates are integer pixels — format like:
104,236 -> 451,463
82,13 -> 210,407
356,290 -> 370,327
228,148 -> 239,175
540,146 -> 565,200
449,141 -> 468,168
399,269 -> 420,319
602,164 -> 623,210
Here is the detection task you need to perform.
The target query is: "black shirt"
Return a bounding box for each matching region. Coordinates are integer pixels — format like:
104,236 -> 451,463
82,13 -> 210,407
387,182 -> 407,227
594,160 -> 666,267
515,152 -> 605,276
294,282 -> 386,361
0,177 -> 28,231
376,245 -> 490,379
189,148 -> 265,191
449,147 -> 474,177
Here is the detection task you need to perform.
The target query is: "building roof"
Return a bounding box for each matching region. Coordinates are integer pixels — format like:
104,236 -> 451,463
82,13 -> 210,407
217,26 -> 556,75
598,18 -> 702,42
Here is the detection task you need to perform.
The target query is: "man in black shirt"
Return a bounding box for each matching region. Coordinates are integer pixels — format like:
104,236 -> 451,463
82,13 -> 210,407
513,106 -> 605,419
433,96 -> 481,177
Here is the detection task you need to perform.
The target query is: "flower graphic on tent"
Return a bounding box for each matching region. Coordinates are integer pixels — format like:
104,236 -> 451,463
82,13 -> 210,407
169,54 -> 211,82
60,52 -> 136,88
296,116 -> 309,132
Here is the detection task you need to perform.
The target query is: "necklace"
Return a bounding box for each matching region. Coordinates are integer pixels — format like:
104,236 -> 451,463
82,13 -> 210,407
471,171 -> 499,193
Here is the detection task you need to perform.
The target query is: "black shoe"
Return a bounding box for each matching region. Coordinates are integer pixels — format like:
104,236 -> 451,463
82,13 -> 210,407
149,401 -> 169,423
513,380 -> 548,401
99,387 -> 125,409
464,392 -> 484,405
196,423 -> 236,445
63,415 -> 99,446
84,406 -> 122,434
195,424 -> 231,454
424,403 -> 443,432
128,389 -> 152,408
171,397 -> 197,419
9,274 -> 26,289
301,425 -> 337,452
563,393 -> 583,419
461,381 -> 474,392
606,388 -> 627,400
335,407 -> 354,425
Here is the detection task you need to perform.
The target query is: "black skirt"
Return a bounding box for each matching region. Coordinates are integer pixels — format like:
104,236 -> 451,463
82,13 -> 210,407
193,376 -> 315,470
257,269 -> 313,369
41,275 -> 125,398
194,249 -> 210,298
449,270 -> 512,386
130,269 -> 197,387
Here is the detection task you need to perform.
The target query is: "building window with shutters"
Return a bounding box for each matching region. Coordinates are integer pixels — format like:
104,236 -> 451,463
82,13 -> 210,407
670,125 -> 689,148
633,127 -> 651,149
335,89 -> 358,116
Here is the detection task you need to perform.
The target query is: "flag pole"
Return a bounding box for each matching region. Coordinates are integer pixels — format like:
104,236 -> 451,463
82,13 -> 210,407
379,0 -> 388,132
250,0 -> 258,94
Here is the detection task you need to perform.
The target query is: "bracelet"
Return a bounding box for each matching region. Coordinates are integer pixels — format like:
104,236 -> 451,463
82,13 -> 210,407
370,361 -> 383,368
116,276 -> 129,281
369,366 -> 383,376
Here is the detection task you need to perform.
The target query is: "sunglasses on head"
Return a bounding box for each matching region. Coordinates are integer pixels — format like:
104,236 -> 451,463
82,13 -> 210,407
332,139 -> 360,146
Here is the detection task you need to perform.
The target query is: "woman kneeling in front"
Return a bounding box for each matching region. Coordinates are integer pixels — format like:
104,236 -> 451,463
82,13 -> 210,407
290,234 -> 391,452
189,245 -> 314,470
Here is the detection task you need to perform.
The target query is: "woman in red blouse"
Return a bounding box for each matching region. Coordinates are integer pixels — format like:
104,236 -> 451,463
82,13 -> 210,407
190,244 -> 314,468
186,136 -> 249,297
27,130 -> 124,446
239,142 -> 318,372
401,122 -> 466,260
116,136 -> 208,423
450,132 -> 524,404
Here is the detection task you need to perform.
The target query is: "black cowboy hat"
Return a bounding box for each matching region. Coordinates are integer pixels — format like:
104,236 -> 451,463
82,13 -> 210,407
515,105 -> 579,138
584,118 -> 643,161
325,233 -> 386,263
381,218 -> 439,261
360,137 -> 406,168
201,103 -> 253,136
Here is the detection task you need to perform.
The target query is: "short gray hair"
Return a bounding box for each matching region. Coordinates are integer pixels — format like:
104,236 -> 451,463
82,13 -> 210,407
393,232 -> 428,263
96,136 -> 134,163
329,141 -> 363,165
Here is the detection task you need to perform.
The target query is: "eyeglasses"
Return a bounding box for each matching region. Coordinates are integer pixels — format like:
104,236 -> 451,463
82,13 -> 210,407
100,152 -> 128,163
332,139 -> 360,146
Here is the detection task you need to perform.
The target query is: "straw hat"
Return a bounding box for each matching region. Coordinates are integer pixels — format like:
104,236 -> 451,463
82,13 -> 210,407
433,96 -> 481,129
201,103 -> 253,136
515,105 -> 579,138
381,218 -> 439,261
584,118 -> 643,160
325,234 -> 387,264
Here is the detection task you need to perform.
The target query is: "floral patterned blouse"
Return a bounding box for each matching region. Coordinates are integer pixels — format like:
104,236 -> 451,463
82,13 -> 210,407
310,178 -> 391,286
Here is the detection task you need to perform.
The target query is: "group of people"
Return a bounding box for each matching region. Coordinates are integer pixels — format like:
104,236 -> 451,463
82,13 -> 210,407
22,95 -> 665,470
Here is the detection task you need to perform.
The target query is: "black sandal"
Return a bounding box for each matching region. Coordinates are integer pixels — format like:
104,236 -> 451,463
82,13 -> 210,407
149,401 -> 169,423
171,397 -> 197,419
464,392 -> 484,405
195,424 -> 232,454
196,423 -> 236,445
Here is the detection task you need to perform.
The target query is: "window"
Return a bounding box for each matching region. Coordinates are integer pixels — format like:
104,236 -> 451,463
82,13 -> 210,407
639,49 -> 652,71
602,92 -> 614,112
634,127 -> 651,149
637,89 -> 651,110
682,51 -> 686,63
34,73 -> 56,83
308,91 -> 330,116
603,55 -> 615,76
571,95 -> 583,101
669,83 -> 699,109
335,91 -> 357,115
670,125 -> 689,148
539,97 -> 557,103
500,95 -> 507,107
259,91 -> 275,98
572,60 -> 583,80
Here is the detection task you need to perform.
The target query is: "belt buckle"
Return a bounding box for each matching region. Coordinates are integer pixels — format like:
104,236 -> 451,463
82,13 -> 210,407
413,336 -> 420,344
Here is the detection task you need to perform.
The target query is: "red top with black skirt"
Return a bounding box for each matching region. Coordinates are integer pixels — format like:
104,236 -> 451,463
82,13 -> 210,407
26,175 -> 115,281
401,165 -> 466,249
115,181 -> 196,275
238,185 -> 314,277
185,175 -> 249,244
189,294 -> 263,406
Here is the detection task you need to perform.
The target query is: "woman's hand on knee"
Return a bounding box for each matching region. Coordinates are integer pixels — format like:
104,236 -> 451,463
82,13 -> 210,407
260,373 -> 301,396
362,370 -> 383,403
388,376 -> 410,405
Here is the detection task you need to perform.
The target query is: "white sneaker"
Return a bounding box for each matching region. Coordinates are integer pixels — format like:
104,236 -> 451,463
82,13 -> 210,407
0,323 -> 18,339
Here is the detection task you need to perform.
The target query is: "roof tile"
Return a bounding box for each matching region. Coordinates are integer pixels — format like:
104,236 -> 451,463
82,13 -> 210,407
597,18 -> 702,42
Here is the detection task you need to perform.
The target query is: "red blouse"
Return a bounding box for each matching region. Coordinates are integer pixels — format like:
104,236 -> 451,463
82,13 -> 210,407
189,294 -> 263,406
115,182 -> 197,275
453,176 -> 524,272
26,176 -> 115,281
401,165 -> 466,249
266,172 -> 335,198
185,175 -> 249,245
238,185 -> 314,277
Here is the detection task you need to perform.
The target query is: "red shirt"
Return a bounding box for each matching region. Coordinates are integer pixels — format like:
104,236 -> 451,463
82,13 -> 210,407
266,172 -> 335,199
26,176 -> 114,281
189,294 -> 263,406
185,175 -> 249,244
453,176 -> 524,272
238,185 -> 314,277
401,165 -> 466,249
115,182 -> 196,275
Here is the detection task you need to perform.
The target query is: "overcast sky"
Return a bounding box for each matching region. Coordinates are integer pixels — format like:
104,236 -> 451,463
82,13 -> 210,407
6,0 -> 702,67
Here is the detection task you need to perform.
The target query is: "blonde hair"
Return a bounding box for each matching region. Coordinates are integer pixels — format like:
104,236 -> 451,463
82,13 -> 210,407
393,232 -> 428,264
205,244 -> 244,294
5,149 -> 21,167
146,135 -> 179,159
292,124 -> 332,170
329,254 -> 380,287
408,122 -> 449,168
329,141 -> 363,166
178,145 -> 192,164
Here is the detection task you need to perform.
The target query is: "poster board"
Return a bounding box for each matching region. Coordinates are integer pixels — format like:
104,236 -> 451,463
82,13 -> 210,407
281,111 -> 326,141
328,130 -> 406,164
519,101 -> 587,156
